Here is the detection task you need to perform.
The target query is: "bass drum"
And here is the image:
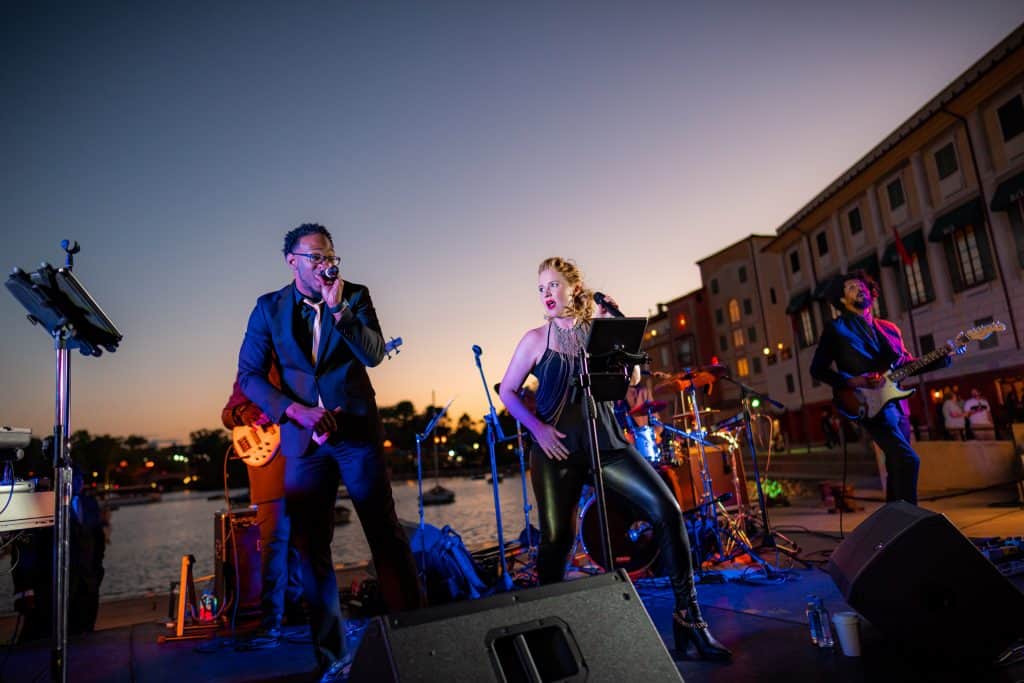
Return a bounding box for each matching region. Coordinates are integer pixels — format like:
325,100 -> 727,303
578,488 -> 660,577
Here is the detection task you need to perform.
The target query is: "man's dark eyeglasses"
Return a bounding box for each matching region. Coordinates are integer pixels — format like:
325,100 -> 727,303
292,252 -> 341,267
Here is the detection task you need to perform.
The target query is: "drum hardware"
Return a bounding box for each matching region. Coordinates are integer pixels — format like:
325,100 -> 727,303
649,363 -> 782,573
717,375 -> 809,571
711,412 -> 746,433
671,408 -> 719,422
706,430 -> 756,561
649,415 -> 721,571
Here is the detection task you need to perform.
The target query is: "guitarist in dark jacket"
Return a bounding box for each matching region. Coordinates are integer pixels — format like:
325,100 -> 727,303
810,270 -> 952,504
221,360 -> 304,649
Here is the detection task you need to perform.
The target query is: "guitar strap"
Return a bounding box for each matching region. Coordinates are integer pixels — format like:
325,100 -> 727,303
869,319 -> 901,366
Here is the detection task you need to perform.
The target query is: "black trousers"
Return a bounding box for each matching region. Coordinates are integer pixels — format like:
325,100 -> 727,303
286,438 -> 421,670
864,402 -> 919,504
530,443 -> 697,609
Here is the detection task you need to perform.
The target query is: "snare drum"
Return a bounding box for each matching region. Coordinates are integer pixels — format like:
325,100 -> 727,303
631,425 -> 661,464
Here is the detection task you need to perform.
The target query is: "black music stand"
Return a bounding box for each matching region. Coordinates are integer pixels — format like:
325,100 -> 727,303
5,242 -> 121,683
577,317 -> 647,572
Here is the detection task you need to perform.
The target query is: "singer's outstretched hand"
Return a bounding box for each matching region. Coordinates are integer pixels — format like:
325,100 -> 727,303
533,423 -> 569,460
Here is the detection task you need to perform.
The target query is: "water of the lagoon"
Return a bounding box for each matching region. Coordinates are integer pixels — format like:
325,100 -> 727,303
0,475 -> 541,615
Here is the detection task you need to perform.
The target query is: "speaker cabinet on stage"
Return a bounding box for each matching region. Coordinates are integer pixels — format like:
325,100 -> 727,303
825,501 -> 1024,662
214,508 -> 262,611
349,570 -> 683,682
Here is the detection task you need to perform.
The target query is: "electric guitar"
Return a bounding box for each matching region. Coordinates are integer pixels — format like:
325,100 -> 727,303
833,321 -> 1005,421
232,336 -> 403,466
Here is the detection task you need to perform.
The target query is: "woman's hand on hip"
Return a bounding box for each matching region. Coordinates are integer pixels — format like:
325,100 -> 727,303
533,423 -> 569,460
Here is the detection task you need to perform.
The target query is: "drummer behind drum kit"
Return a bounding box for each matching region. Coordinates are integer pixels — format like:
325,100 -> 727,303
569,364 -> 773,577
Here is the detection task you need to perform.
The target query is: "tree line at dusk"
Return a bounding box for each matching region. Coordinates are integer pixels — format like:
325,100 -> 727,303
11,402 -> 527,492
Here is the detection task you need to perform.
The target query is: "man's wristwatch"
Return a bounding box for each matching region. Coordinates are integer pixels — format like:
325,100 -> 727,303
329,299 -> 349,315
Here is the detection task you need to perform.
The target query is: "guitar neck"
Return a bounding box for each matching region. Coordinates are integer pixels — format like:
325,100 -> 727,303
890,346 -> 949,382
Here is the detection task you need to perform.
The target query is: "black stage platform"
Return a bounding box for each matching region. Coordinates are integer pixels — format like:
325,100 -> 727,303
3,528 -> 1022,683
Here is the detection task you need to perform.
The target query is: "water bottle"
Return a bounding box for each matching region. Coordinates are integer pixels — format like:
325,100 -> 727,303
805,595 -> 834,648
805,595 -> 823,645
816,598 -> 834,648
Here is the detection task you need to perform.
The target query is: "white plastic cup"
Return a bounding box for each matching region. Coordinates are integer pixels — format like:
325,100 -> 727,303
832,611 -> 862,656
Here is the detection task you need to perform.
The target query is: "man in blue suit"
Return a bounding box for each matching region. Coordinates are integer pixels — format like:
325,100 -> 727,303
810,270 -> 955,504
237,223 -> 420,681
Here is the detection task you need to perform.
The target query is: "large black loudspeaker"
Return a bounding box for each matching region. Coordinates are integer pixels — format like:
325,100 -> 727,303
825,501 -> 1024,661
214,508 -> 262,610
350,570 -> 683,682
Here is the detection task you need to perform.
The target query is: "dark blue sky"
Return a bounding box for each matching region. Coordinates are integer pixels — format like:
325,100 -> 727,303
3,2 -> 1022,442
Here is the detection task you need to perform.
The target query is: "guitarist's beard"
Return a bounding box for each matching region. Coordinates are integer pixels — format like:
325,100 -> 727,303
850,296 -> 871,311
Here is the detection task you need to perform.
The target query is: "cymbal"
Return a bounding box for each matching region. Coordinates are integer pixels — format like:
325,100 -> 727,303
654,374 -> 715,393
629,400 -> 668,416
671,408 -> 719,421
653,364 -> 728,393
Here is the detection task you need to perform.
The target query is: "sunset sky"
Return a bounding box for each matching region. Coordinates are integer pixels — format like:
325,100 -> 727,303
3,2 -> 1023,444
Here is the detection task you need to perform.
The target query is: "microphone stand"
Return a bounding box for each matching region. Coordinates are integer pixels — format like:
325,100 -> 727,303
512,409 -> 536,561
414,399 -> 453,582
719,376 -> 808,569
472,347 -> 513,592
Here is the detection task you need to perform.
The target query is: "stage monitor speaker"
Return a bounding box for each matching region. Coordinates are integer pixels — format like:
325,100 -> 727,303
214,508 -> 262,611
825,501 -> 1024,662
349,570 -> 683,682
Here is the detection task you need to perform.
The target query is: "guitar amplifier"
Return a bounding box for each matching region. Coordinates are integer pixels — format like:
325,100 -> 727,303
214,508 -> 262,611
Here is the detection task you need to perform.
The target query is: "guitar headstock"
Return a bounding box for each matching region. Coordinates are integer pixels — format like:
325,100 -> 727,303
956,320 -> 1007,345
385,336 -> 403,359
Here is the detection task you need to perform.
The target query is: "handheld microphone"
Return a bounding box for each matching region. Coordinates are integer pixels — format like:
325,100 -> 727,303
593,292 -> 624,318
323,265 -> 339,281
472,345 -> 482,356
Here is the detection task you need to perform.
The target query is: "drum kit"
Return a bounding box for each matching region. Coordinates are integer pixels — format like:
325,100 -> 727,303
569,363 -> 764,576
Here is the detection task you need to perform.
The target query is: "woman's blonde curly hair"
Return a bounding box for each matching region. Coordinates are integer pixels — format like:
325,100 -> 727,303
538,257 -> 594,325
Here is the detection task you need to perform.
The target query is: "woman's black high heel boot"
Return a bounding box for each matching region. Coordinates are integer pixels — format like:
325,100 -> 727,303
672,602 -> 731,661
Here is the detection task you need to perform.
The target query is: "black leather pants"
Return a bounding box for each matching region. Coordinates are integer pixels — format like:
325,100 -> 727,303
530,444 -> 697,610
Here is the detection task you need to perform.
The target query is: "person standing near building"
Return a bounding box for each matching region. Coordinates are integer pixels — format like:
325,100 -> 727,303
942,390 -> 966,441
963,388 -> 994,440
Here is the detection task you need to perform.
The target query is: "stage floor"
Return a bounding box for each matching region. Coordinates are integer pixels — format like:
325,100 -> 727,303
2,489 -> 1022,682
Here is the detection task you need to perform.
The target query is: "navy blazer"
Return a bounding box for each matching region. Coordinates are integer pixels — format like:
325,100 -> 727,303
810,312 -> 948,391
238,281 -> 385,457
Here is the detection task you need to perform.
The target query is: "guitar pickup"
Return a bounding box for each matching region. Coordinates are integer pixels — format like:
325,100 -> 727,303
237,437 -> 252,452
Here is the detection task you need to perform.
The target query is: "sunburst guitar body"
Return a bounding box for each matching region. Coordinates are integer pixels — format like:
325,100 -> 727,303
231,336 -> 403,466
